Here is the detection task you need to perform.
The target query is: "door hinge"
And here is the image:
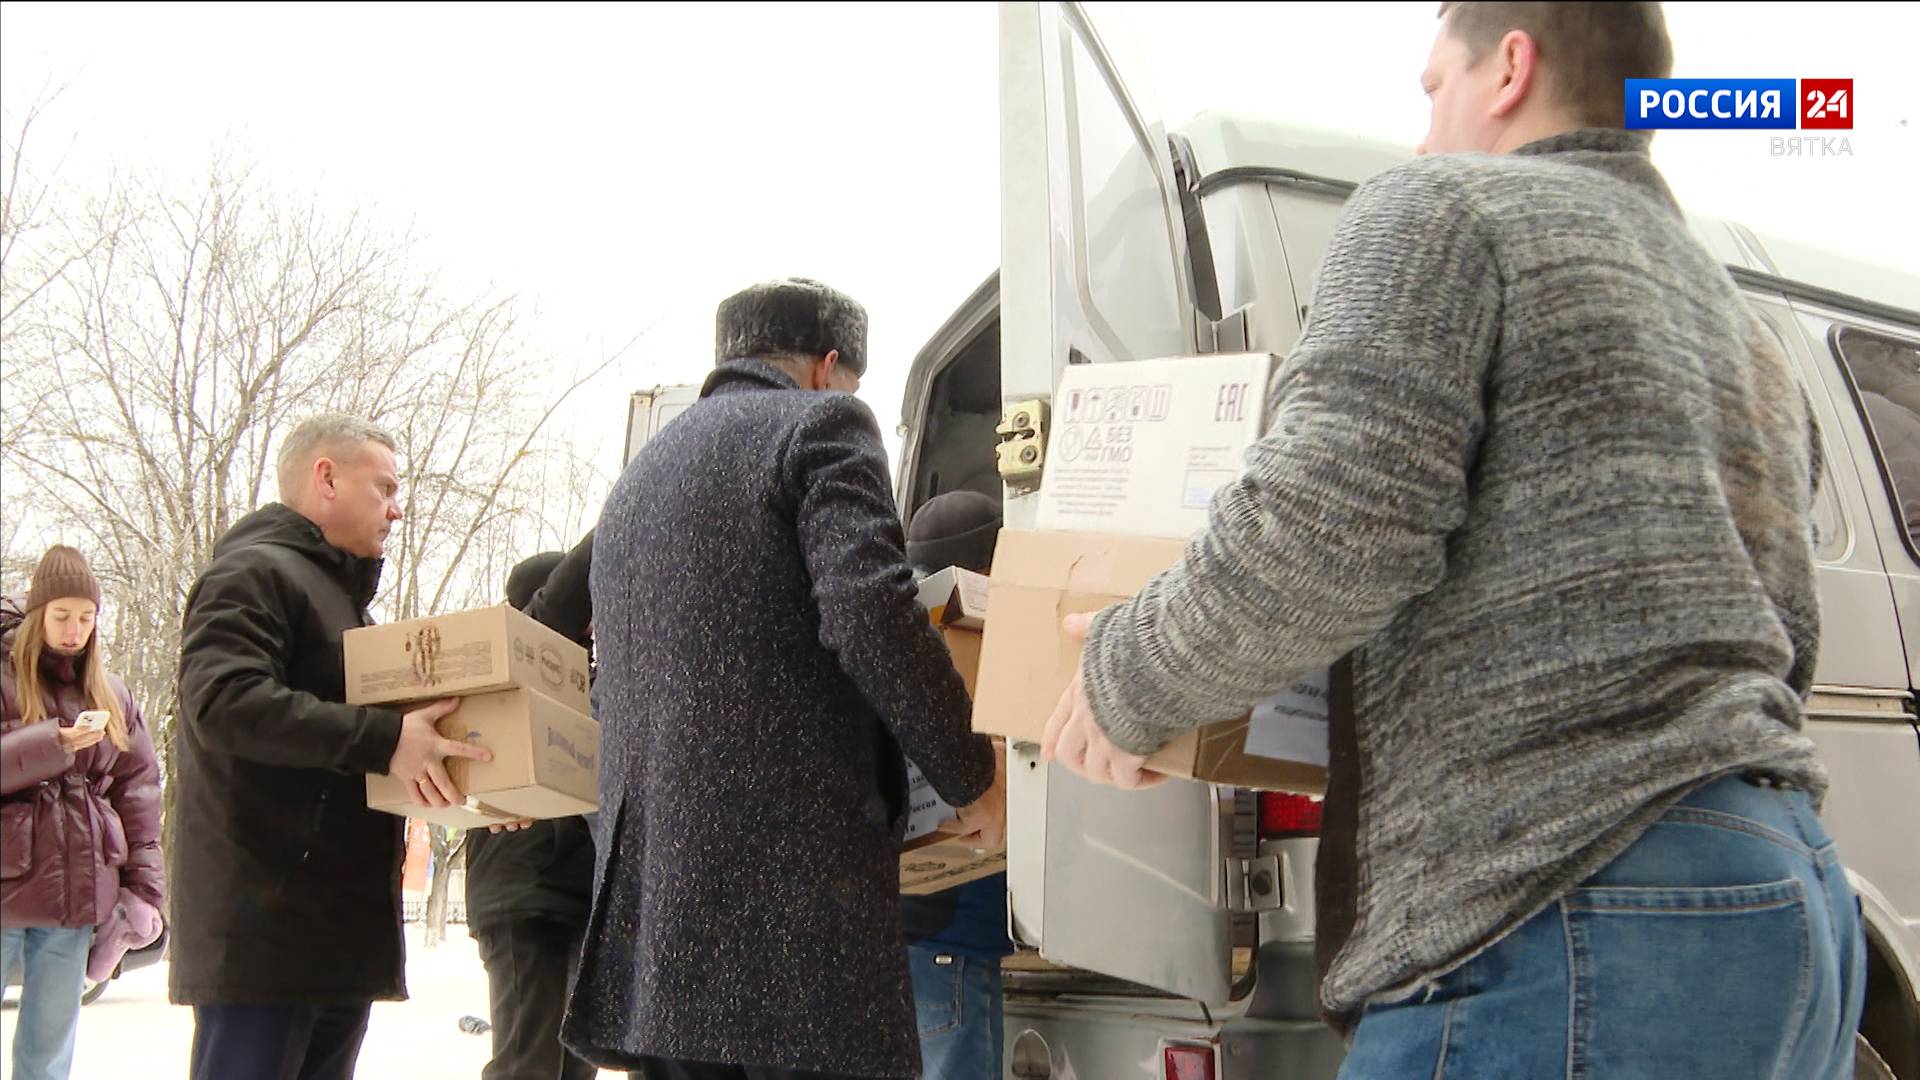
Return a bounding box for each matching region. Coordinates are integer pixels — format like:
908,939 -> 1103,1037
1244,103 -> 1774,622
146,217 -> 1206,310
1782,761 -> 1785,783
996,399 -> 1050,491
1212,305 -> 1253,353
1228,854 -> 1285,913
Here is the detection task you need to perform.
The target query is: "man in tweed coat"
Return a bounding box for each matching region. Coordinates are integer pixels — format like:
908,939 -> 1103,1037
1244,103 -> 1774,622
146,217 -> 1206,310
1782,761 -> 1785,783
564,278 -> 1001,1080
1044,4 -> 1865,1078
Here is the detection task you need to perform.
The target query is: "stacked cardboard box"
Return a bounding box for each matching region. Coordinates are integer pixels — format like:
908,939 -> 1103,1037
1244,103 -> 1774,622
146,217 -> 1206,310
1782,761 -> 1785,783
348,606 -> 600,829
971,353 -> 1330,793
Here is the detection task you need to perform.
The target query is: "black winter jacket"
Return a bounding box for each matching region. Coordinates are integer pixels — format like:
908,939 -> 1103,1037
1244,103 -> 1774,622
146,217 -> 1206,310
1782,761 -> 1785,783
465,530 -> 597,933
169,505 -> 406,1005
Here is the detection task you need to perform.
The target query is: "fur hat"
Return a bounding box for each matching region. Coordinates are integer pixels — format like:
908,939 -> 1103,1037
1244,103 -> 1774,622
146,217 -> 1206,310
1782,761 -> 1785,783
906,491 -> 1003,575
27,545 -> 101,612
506,552 -> 565,612
715,277 -> 868,377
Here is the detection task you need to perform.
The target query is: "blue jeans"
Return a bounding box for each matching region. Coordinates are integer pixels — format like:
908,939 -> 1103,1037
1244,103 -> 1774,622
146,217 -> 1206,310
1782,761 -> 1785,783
909,945 -> 1003,1080
0,926 -> 93,1080
1338,773 -> 1866,1080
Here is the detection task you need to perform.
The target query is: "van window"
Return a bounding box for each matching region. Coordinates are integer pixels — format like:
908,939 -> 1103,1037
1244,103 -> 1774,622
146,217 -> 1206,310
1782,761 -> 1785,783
1831,326 -> 1920,558
1063,34 -> 1189,360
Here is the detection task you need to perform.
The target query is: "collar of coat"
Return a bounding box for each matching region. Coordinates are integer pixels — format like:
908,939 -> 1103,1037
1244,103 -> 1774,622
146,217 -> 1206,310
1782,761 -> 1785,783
214,503 -> 385,610
1510,126 -> 1679,215
702,357 -> 802,399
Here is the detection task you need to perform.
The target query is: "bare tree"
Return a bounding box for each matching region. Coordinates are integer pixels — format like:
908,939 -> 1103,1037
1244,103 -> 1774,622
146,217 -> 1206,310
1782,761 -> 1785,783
2,110 -> 629,907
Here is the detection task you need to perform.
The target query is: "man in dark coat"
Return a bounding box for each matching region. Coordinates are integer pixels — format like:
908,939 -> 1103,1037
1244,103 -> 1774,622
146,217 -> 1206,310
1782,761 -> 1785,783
464,547 -> 598,1080
563,278 -> 1001,1080
172,413 -> 490,1080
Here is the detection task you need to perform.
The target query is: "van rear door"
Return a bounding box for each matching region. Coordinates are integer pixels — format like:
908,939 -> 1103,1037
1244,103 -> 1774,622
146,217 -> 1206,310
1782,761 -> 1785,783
999,0 -> 1237,1003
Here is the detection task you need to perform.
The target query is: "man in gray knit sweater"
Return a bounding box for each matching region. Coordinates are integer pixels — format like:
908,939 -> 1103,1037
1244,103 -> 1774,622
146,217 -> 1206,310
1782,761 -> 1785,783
1043,4 -> 1866,1077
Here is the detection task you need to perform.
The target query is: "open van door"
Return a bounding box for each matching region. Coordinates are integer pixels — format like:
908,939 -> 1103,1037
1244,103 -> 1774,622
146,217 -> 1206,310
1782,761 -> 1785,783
999,1 -> 1234,1002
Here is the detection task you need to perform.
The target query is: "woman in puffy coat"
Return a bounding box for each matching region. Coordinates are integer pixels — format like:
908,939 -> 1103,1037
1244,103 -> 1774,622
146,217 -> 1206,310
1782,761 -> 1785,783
1,546 -> 164,1080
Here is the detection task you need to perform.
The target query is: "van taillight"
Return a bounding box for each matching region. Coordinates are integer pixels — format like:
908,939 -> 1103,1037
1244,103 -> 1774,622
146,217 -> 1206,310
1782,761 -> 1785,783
1163,1043 -> 1216,1080
1257,792 -> 1324,837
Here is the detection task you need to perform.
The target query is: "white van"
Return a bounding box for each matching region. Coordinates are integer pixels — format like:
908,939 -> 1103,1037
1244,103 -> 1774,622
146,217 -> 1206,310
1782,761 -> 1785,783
889,4 -> 1920,1076
623,384 -> 703,467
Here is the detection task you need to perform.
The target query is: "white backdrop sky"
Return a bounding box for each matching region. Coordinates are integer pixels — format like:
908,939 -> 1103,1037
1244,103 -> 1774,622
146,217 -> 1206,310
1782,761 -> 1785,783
4,1 -> 1915,487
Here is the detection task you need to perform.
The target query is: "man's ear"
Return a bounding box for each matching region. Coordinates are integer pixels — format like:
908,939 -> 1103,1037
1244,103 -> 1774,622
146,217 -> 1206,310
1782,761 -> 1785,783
814,349 -> 843,391
312,456 -> 338,502
1489,28 -> 1540,120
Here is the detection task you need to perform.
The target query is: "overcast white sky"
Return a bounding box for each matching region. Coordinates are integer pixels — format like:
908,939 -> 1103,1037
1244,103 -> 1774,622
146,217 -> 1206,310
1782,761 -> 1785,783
4,1 -> 1916,489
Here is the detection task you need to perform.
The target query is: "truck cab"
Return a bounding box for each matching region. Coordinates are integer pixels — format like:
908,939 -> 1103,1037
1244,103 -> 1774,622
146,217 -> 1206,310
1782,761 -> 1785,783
890,4 -> 1920,1076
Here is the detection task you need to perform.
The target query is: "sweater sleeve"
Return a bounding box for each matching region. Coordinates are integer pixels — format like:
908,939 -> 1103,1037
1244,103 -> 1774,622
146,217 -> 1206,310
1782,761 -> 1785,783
1081,162 -> 1505,754
1,722 -> 72,795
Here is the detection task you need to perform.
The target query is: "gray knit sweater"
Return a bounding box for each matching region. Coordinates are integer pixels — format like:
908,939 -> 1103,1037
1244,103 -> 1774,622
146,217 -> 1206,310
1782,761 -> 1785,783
1080,128 -> 1826,1021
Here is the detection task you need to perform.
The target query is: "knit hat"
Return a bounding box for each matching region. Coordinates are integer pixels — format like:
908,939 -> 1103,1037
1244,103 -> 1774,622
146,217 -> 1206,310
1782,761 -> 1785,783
506,552 -> 566,612
715,277 -> 868,377
27,545 -> 101,612
906,491 -> 1003,576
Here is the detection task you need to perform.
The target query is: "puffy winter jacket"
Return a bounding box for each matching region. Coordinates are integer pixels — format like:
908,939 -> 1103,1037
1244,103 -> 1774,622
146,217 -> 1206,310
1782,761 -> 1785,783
0,597 -> 165,929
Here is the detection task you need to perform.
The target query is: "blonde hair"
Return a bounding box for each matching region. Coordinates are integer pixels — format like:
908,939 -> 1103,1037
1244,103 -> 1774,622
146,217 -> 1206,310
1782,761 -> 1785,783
10,606 -> 130,752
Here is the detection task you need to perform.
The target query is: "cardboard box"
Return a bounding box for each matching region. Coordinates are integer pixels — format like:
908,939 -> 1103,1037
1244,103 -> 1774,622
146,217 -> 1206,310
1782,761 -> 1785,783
1038,353 -> 1277,540
940,628 -> 982,697
971,528 -> 1327,793
898,569 -> 1003,892
367,687 -> 599,829
918,565 -> 987,696
344,605 -> 590,713
903,759 -> 959,851
899,761 -> 1005,894
901,841 -> 1007,896
915,566 -> 989,630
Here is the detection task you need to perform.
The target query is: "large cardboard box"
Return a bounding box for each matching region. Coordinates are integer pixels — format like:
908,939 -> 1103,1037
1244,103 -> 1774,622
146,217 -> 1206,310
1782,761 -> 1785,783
366,688 -> 600,829
1038,353 -> 1276,539
971,528 -> 1327,793
344,605 -> 590,713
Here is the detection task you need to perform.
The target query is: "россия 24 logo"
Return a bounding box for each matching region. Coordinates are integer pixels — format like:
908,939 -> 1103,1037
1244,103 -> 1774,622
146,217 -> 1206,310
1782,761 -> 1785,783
1625,78 -> 1853,130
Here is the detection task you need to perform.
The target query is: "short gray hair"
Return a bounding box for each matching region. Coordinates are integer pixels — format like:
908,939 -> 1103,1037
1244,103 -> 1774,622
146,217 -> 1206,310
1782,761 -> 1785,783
276,413 -> 396,503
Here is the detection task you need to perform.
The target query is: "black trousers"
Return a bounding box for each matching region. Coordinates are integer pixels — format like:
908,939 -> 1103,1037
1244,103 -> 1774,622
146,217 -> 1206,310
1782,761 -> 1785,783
474,917 -> 596,1080
630,1060 -> 885,1080
189,1002 -> 371,1080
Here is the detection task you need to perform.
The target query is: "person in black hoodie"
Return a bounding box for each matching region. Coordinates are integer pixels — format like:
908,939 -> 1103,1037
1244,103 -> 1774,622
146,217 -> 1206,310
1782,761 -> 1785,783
171,413 -> 492,1080
465,541 -> 597,1080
